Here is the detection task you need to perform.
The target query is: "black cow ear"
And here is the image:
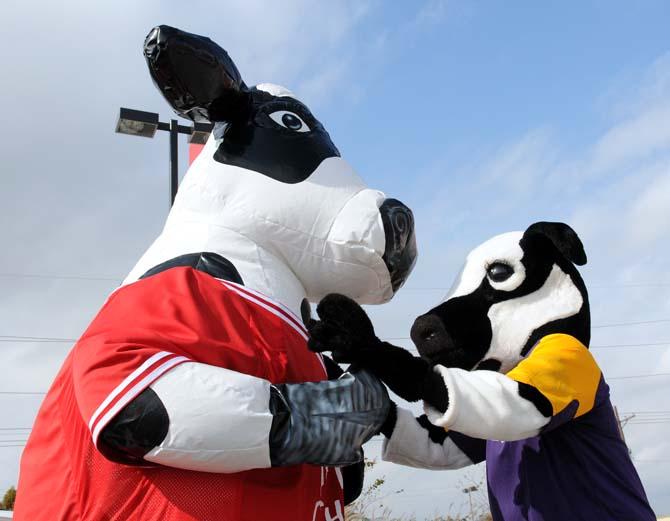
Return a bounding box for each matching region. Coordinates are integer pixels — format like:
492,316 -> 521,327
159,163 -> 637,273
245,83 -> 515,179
144,25 -> 250,123
523,222 -> 587,266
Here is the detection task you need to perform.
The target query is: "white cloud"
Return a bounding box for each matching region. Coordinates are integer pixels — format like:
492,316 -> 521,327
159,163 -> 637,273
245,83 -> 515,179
385,46 -> 670,517
2,0 -> 670,517
413,0 -> 450,28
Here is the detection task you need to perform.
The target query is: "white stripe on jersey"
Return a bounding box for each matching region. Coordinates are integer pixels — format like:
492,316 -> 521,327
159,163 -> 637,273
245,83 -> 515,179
88,351 -> 172,431
222,280 -> 307,334
90,354 -> 189,445
220,281 -> 309,341
217,280 -> 327,375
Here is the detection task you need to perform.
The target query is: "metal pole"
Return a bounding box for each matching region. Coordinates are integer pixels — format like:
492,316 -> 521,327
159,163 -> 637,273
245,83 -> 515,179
169,119 -> 179,207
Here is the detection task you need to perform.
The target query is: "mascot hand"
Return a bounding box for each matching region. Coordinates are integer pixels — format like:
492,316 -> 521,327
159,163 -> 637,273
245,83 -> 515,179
308,294 -> 439,405
269,367 -> 390,467
307,293 -> 381,364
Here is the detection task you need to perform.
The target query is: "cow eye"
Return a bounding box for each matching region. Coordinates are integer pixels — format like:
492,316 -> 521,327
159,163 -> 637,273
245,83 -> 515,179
487,262 -> 514,283
268,110 -> 310,133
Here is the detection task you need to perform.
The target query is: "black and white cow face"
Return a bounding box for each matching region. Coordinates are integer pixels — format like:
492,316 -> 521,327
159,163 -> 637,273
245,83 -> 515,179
410,222 -> 590,374
139,26 -> 417,304
212,85 -> 339,184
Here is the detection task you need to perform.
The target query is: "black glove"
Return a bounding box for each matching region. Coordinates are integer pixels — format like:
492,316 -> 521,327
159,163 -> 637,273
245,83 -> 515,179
268,367 -> 390,467
308,294 -> 448,412
321,355 -> 364,505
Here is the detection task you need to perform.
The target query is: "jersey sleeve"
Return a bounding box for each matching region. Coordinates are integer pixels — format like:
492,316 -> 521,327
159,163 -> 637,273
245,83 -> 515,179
72,267 -> 330,473
72,284 -> 194,448
72,267 -> 264,450
424,334 -> 602,440
506,333 -> 602,428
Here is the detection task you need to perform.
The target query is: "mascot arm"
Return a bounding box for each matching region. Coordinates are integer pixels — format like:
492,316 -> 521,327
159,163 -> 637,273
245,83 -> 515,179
96,361 -> 390,473
381,406 -> 484,470
321,356 -> 365,506
74,268 -> 390,474
307,293 -> 446,408
425,335 -> 602,441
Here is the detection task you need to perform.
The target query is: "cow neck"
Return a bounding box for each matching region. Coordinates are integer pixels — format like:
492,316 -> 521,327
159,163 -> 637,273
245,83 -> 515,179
219,244 -> 307,319
124,223 -> 307,318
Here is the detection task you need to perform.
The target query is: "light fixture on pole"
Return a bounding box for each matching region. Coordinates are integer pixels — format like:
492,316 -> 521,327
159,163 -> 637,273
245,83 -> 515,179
115,107 -> 213,207
462,485 -> 478,520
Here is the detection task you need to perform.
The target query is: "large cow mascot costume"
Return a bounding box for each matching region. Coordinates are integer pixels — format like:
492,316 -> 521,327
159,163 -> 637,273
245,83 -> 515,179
309,222 -> 655,521
14,26 -> 416,521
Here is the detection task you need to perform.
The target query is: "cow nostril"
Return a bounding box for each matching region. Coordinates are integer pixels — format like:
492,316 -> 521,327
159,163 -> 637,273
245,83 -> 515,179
421,329 -> 437,342
379,198 -> 417,293
410,314 -> 450,358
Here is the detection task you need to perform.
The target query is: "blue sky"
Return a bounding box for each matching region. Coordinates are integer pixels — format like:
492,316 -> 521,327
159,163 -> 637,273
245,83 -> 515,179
1,0 -> 669,518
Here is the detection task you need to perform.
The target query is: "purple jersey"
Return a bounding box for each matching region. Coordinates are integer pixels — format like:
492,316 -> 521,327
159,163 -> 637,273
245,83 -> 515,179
486,377 -> 655,521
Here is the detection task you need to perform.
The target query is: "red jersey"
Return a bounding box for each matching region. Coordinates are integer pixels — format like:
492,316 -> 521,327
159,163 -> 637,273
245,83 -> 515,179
14,267 -> 344,521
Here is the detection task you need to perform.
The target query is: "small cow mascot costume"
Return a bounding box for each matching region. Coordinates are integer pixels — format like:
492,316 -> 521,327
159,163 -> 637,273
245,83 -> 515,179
309,222 -> 655,521
14,26 -> 417,521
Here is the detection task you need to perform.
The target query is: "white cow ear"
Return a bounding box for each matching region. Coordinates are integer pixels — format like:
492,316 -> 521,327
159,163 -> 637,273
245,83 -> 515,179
523,222 -> 587,266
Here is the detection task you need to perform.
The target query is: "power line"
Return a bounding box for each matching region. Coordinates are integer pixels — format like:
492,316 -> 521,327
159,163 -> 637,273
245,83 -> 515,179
593,319 -> 670,329
591,342 -> 670,349
608,372 -> 670,381
0,335 -> 76,343
400,283 -> 670,291
0,272 -> 119,282
0,391 -> 46,396
382,339 -> 670,349
622,410 -> 670,414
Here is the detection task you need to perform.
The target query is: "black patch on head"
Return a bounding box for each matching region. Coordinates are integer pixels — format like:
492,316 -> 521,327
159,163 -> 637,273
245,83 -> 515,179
412,296 -> 494,370
213,88 -> 340,183
523,221 -> 587,266
143,25 -> 249,123
519,222 -> 590,350
142,25 -> 340,183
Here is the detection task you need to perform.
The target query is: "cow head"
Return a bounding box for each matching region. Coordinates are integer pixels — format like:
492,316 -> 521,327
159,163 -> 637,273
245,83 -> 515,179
132,26 -> 417,307
410,222 -> 589,374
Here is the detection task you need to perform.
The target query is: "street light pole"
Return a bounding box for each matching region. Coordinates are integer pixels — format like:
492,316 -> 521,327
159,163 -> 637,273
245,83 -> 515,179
462,485 -> 478,520
169,119 -> 179,206
115,107 -> 213,208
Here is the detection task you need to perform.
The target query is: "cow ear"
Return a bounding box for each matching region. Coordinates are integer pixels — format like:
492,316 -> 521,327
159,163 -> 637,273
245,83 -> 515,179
144,25 -> 249,123
523,222 -> 587,266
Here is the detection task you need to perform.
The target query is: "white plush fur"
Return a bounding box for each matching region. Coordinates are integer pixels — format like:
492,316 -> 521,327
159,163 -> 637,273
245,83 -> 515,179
424,366 -> 549,440
443,231 -> 583,372
486,264 -> 583,372
382,407 -> 473,469
444,232 -> 526,300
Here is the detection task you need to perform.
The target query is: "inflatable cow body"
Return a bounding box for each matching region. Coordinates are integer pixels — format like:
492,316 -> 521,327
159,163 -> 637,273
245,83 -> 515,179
310,222 -> 655,521
14,26 -> 416,521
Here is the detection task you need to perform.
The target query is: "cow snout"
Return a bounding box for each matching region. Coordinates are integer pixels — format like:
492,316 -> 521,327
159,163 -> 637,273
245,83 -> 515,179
379,198 -> 417,293
410,314 -> 453,360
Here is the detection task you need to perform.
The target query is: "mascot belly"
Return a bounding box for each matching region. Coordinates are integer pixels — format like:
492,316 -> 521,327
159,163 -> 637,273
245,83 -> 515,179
309,222 -> 655,521
13,26 -> 417,521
